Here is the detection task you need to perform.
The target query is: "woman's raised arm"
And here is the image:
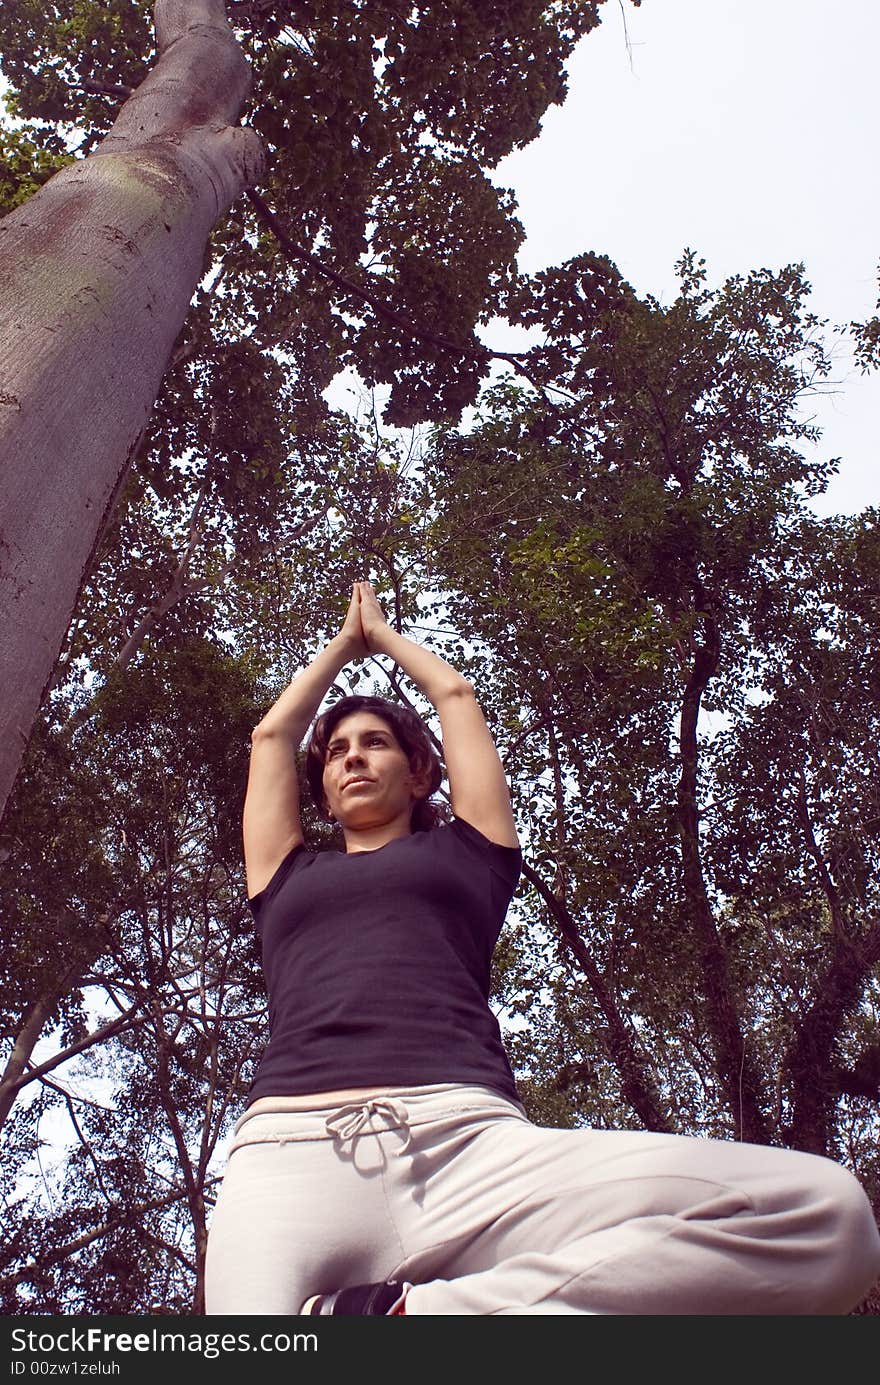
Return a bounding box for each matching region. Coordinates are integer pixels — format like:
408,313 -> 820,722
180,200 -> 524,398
242,586 -> 366,897
358,583 -> 519,848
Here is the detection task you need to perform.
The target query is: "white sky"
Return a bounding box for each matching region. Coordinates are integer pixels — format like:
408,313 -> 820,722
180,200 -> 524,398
489,0 -> 879,518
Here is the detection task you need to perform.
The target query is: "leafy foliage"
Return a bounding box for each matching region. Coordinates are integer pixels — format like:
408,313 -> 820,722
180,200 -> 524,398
0,0 -> 611,424
418,254 -> 879,1171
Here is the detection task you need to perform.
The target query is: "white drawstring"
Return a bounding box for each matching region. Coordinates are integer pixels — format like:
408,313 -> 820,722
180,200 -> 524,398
324,1097 -> 413,1154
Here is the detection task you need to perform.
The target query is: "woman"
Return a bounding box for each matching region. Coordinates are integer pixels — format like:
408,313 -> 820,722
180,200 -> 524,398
205,582 -> 880,1315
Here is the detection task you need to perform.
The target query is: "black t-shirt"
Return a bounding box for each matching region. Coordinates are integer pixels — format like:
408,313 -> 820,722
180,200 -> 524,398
247,816 -> 523,1104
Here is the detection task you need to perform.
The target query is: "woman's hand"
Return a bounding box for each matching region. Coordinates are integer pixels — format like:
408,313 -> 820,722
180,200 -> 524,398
357,581 -> 391,653
337,582 -> 369,660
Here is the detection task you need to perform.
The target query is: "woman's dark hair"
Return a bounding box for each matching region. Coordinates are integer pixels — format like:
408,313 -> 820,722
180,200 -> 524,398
305,695 -> 445,832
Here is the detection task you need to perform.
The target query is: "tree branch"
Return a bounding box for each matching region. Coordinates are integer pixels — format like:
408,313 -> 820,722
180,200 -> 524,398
8,1181 -> 220,1286
521,858 -> 674,1133
675,595 -> 769,1143
244,190 -> 563,402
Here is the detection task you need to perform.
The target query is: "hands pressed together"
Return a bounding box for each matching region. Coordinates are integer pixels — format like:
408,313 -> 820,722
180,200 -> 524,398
338,581 -> 391,658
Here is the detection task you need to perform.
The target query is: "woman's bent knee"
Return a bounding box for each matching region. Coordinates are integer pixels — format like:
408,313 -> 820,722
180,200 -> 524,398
804,1157 -> 880,1312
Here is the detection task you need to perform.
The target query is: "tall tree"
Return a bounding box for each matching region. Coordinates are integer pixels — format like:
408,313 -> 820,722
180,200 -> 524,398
0,0 -> 613,819
0,0 -> 262,819
416,252 -> 880,1161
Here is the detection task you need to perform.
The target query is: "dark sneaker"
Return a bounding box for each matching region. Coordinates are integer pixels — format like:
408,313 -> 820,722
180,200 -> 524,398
301,1280 -> 409,1315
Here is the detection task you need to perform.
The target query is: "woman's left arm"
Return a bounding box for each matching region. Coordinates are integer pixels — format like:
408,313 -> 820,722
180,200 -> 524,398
358,582 -> 519,847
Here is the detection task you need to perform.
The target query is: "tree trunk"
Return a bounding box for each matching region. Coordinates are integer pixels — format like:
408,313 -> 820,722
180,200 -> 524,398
786,934 -> 877,1155
786,774 -> 880,1153
522,861 -> 675,1133
676,612 -> 770,1144
0,945 -> 103,1128
0,0 -> 263,819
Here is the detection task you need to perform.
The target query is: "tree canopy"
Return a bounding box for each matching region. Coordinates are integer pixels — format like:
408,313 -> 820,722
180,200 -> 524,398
0,0 -> 615,819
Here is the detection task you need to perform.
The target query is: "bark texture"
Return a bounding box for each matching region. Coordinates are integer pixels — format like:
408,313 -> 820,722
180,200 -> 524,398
676,604 -> 769,1144
0,0 -> 263,819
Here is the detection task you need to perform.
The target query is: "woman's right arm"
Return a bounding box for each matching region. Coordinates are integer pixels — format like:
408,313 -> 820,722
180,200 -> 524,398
242,587 -> 365,898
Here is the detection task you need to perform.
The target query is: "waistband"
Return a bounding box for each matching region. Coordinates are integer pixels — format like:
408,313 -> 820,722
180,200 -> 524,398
228,1082 -> 527,1156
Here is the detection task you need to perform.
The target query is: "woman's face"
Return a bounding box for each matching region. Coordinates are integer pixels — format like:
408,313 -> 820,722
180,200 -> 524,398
321,712 -> 426,829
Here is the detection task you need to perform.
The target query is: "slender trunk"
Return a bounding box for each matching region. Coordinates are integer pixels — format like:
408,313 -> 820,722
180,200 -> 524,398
152,1015 -> 209,1313
0,0 -> 263,819
786,774 -> 880,1153
676,609 -> 769,1143
786,935 -> 878,1154
0,947 -> 103,1128
0,977 -> 76,1129
522,860 -> 674,1132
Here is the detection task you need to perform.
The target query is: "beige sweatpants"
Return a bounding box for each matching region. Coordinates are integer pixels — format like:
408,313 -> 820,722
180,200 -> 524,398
204,1084 -> 880,1315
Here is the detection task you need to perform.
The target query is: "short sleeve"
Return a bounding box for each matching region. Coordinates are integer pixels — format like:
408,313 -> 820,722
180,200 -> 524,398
449,816 -> 522,891
247,842 -> 306,924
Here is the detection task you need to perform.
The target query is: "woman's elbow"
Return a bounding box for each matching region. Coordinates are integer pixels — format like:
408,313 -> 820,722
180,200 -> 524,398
437,675 -> 476,705
250,719 -> 290,745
